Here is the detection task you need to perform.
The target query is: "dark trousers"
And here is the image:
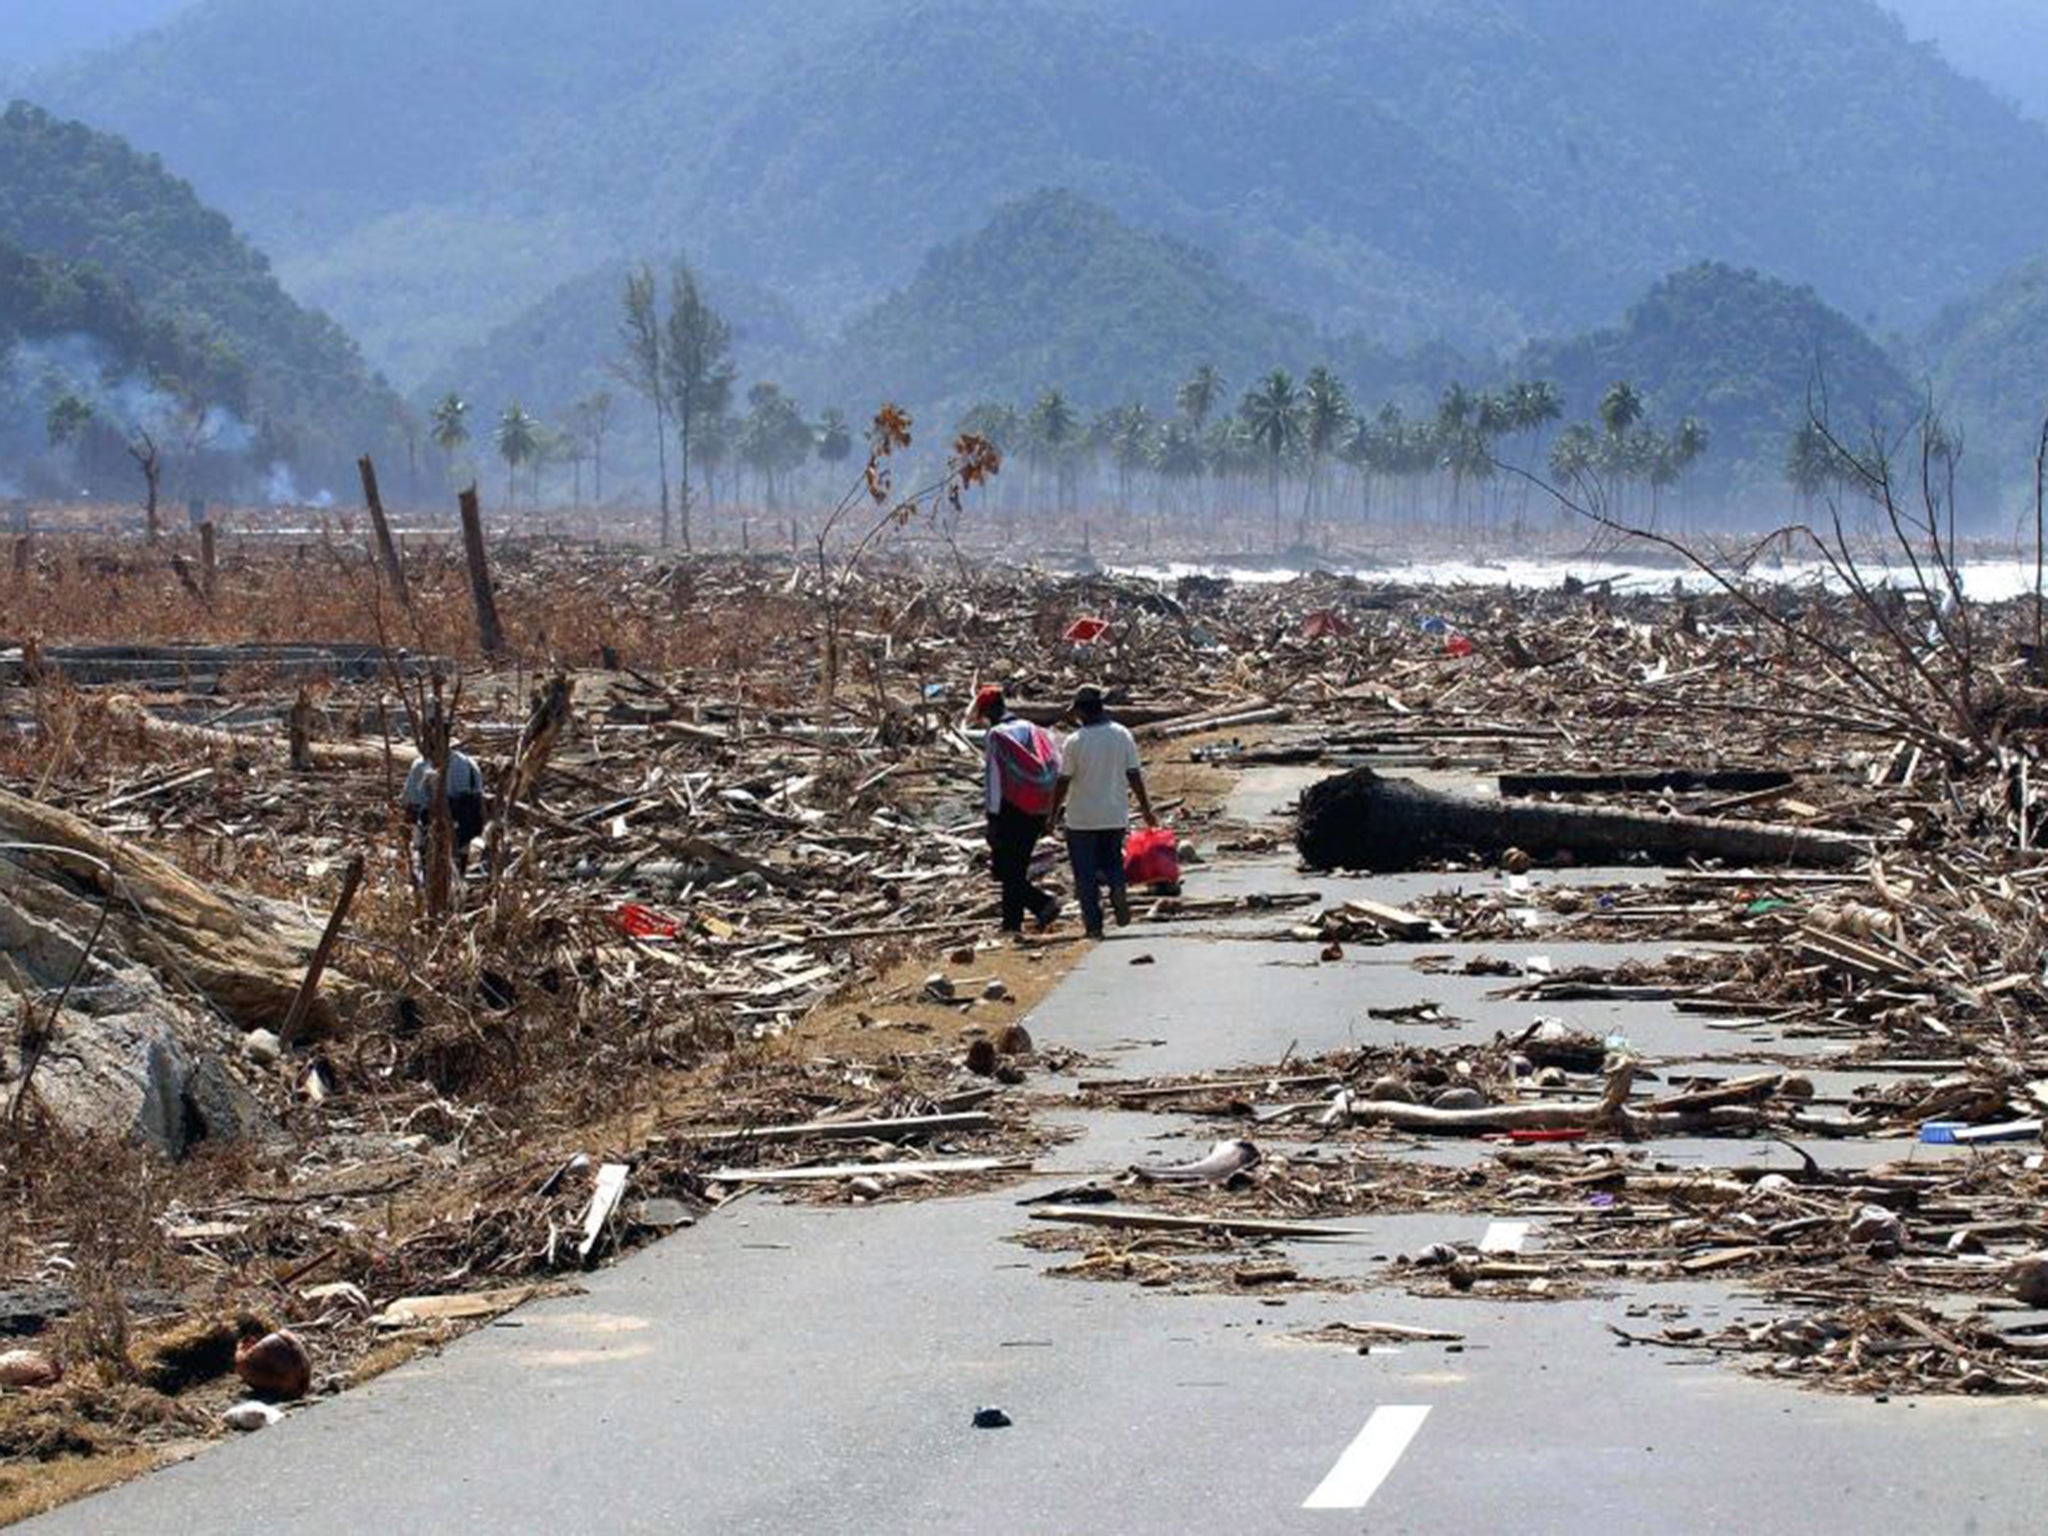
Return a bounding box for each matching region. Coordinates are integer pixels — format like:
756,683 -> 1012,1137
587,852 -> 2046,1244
988,806 -> 1056,931
1065,827 -> 1126,936
414,792 -> 486,875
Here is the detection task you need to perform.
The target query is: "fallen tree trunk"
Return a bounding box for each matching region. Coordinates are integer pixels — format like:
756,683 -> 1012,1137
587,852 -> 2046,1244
1296,766 -> 1865,872
1497,768 -> 1793,797
105,694 -> 387,769
0,783 -> 344,1037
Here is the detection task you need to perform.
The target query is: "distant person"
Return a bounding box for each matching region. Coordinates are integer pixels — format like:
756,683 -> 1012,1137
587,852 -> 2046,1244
1050,684 -> 1158,939
970,686 -> 1063,934
403,746 -> 486,877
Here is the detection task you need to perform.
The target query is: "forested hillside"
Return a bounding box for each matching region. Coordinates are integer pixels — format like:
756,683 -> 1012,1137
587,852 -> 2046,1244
0,102 -> 410,496
837,191 -> 1331,417
431,259 -> 819,427
36,0 -> 2041,389
1923,256 -> 2048,505
1517,263 -> 1922,489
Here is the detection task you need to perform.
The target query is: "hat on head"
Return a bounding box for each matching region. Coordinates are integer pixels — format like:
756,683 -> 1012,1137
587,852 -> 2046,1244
971,685 -> 1005,722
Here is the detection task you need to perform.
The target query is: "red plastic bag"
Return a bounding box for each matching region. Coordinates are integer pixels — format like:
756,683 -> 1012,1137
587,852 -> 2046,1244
1124,826 -> 1181,887
1445,634 -> 1474,658
608,901 -> 679,939
1063,616 -> 1110,644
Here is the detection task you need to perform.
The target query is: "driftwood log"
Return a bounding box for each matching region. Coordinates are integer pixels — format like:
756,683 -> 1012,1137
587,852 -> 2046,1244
1296,766 -> 1865,872
0,784 -> 343,1037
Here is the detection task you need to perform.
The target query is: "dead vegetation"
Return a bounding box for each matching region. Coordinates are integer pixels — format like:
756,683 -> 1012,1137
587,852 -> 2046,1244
8,446 -> 2048,1512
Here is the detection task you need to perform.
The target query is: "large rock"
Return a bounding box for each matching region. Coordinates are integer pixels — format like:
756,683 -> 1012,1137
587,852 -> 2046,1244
1,852 -> 282,1157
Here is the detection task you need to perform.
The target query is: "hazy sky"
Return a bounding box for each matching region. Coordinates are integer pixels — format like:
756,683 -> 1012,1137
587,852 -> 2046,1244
3,1 -> 2046,122
1886,0 -> 2048,119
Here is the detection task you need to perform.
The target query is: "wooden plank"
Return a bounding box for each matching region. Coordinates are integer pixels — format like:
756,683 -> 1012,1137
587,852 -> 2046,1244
279,853 -> 364,1045
709,1156 -> 1025,1184
1027,1205 -> 1365,1240
578,1162 -> 631,1261
1339,898 -> 1441,941
373,1285 -> 539,1327
675,1111 -> 994,1145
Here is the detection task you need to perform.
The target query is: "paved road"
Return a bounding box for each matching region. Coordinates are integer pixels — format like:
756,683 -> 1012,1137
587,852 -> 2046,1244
31,812 -> 2048,1532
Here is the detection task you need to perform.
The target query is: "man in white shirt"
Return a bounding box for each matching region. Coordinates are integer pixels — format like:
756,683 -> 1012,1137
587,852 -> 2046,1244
402,746 -> 486,875
1050,684 -> 1159,939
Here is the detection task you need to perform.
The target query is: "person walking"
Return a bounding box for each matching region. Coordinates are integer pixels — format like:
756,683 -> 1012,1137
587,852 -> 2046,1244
970,686 -> 1063,934
1050,684 -> 1158,939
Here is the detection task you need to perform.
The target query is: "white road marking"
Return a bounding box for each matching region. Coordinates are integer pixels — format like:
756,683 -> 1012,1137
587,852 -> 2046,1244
1480,1219 -> 1531,1254
1302,1405 -> 1431,1510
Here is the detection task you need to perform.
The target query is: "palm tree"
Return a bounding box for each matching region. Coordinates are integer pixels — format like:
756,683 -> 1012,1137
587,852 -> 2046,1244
429,392 -> 469,484
1151,419 -> 1204,505
1026,389 -> 1080,511
1240,370 -> 1303,550
1097,402 -> 1155,517
1299,366 -> 1353,527
1177,364 -> 1224,429
816,407 -> 853,468
494,402 -> 540,509
1599,381 -> 1645,440
1503,380 -> 1563,535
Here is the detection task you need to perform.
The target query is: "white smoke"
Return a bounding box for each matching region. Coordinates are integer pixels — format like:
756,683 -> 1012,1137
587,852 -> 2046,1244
4,332 -> 256,456
264,462 -> 299,504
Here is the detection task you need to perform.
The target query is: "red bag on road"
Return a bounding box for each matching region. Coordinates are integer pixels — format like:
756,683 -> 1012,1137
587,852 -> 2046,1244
1124,826 -> 1181,888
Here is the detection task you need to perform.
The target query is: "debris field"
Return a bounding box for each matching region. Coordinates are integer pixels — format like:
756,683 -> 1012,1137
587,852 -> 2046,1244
6,514 -> 2048,1515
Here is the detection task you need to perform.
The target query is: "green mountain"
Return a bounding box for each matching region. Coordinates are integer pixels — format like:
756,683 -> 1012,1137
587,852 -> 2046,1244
430,259 -> 819,428
1517,262 -> 1923,488
1922,255 -> 2048,503
48,0 -> 2040,390
31,0 -> 1552,380
837,189 -> 1340,418
0,101 -> 411,496
1245,0 -> 2048,331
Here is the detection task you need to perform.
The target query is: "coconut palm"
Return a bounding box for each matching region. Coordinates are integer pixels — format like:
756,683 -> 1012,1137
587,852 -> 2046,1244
1097,402 -> 1156,516
816,407 -> 854,467
1176,363 -> 1224,429
429,392 -> 469,484
494,402 -> 540,509
1026,389 -> 1081,511
1600,380 -> 1645,440
1299,366 -> 1353,526
1240,370 -> 1303,549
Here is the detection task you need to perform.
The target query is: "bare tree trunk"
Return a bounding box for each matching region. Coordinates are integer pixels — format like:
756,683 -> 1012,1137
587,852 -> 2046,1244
198,518 -> 217,602
359,455 -> 412,610
458,485 -> 507,659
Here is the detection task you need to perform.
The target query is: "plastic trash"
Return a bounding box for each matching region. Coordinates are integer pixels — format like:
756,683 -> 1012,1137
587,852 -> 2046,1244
609,902 -> 679,939
1062,616 -> 1109,644
1124,825 -> 1181,887
223,1401 -> 284,1432
1445,634 -> 1475,658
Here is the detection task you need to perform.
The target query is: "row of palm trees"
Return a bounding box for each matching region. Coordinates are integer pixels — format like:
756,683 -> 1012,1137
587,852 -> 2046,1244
423,385 -> 857,517
955,367 -> 1711,549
